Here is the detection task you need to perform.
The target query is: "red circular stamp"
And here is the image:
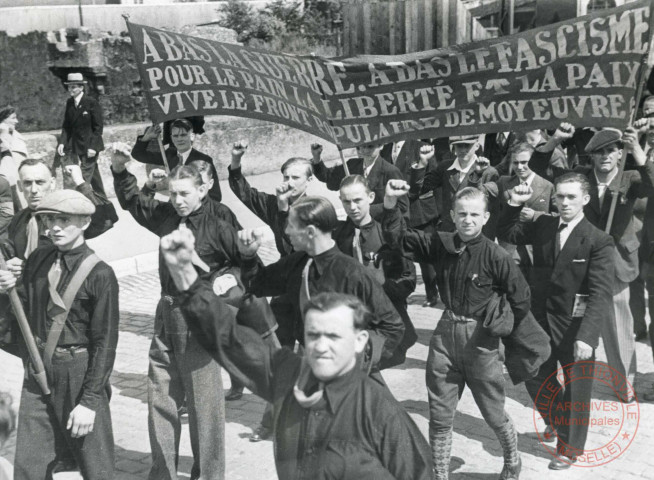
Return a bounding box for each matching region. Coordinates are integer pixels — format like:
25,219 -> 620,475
532,360 -> 640,467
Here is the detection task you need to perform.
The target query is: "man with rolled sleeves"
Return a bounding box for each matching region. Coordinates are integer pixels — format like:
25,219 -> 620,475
57,73 -> 106,196
0,190 -> 119,479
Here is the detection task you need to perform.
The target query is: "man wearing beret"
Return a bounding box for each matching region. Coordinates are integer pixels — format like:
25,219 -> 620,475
57,73 -> 106,196
0,190 -> 119,479
530,124 -> 654,402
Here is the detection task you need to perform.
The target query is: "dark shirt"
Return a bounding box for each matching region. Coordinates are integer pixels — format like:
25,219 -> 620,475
178,279 -> 433,480
241,245 -> 404,365
228,165 -> 293,256
20,243 -> 119,410
313,157 -> 410,220
113,167 -> 242,296
382,206 -> 531,322
333,218 -> 416,304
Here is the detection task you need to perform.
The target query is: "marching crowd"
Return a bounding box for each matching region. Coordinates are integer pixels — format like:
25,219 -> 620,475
0,71 -> 653,480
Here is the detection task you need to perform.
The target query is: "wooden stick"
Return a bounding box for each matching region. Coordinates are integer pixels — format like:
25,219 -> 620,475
0,251 -> 50,396
605,0 -> 654,234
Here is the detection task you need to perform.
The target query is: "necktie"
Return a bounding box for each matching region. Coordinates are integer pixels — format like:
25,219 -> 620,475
597,182 -> 609,208
555,223 -> 568,257
298,258 -> 313,316
352,228 -> 364,264
47,255 -> 66,312
178,221 -> 210,273
177,152 -> 184,166
24,215 -> 39,259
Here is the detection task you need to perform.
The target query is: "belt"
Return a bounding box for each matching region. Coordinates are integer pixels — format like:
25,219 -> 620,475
53,345 -> 87,354
442,309 -> 477,323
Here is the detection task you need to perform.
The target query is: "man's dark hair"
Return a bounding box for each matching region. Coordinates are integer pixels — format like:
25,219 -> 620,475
339,174 -> 371,193
303,292 -> 370,331
170,118 -> 194,132
281,157 -> 313,177
169,164 -> 203,187
18,158 -> 55,177
554,172 -> 591,196
0,105 -> 16,124
290,196 -> 338,232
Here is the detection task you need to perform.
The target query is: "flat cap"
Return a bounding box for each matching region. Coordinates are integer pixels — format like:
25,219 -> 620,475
450,135 -> 480,145
35,190 -> 95,216
585,128 -> 622,153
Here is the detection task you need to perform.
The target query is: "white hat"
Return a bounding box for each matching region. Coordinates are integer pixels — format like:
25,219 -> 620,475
64,72 -> 87,85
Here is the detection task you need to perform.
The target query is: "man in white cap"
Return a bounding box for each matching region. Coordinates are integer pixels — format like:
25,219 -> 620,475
57,72 -> 106,196
0,189 -> 119,479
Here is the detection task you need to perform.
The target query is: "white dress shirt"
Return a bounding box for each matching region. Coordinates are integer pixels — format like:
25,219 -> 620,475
447,157 -> 475,183
558,212 -> 584,250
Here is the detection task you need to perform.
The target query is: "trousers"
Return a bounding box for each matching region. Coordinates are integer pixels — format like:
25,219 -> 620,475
148,296 -> 225,480
426,316 -> 508,432
14,349 -> 114,480
78,153 -> 106,196
525,344 -> 595,458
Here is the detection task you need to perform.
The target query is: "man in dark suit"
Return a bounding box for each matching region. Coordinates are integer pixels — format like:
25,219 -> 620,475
130,119 -> 222,202
309,142 -> 409,219
56,73 -> 106,196
530,125 -> 654,401
412,135 -> 499,238
488,142 -> 555,271
498,173 -> 615,470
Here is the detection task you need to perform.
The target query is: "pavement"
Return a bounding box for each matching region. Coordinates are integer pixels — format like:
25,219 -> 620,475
1,170 -> 653,479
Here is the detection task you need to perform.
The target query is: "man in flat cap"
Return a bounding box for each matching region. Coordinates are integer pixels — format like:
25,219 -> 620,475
57,72 -> 106,196
529,124 -> 654,403
0,189 -> 119,479
410,135 -> 499,238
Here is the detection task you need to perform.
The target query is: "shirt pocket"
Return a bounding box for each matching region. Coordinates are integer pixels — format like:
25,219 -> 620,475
465,274 -> 494,306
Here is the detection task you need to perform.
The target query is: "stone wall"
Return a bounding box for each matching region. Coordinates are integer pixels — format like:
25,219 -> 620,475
23,117 -> 348,198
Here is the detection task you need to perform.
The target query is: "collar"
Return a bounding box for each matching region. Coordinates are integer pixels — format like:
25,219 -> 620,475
447,157 -> 475,174
455,231 -> 484,249
517,172 -> 536,187
559,212 -> 584,230
59,242 -> 92,271
322,364 -> 362,414
594,169 -> 618,187
74,92 -> 84,105
178,148 -> 192,163
311,244 -> 340,275
351,217 -> 375,231
363,156 -> 379,176
181,199 -> 208,227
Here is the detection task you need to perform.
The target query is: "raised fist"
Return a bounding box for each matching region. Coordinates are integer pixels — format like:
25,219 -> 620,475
63,164 -> 85,186
553,123 -> 575,142
310,143 -> 323,164
160,226 -> 196,270
142,124 -> 162,142
508,183 -> 533,205
385,179 -> 410,198
237,228 -> 265,258
415,144 -> 434,168
232,141 -> 248,158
